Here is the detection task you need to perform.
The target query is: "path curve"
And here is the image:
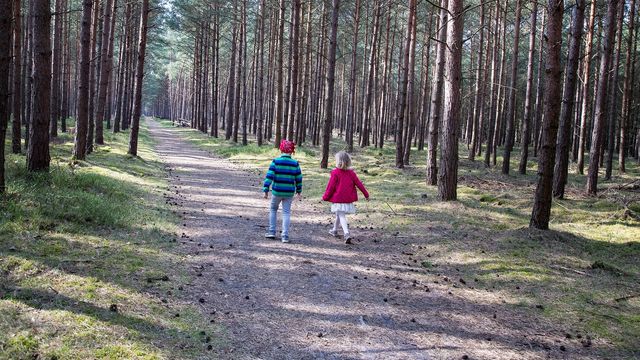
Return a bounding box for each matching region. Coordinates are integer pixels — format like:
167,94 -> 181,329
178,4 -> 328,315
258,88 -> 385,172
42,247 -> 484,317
147,119 -> 584,360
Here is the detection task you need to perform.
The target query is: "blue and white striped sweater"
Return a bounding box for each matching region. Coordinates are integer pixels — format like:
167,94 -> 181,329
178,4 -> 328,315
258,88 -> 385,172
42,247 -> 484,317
263,154 -> 303,197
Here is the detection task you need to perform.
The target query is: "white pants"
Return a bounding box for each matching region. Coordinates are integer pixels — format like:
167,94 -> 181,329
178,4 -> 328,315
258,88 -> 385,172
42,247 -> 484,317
332,211 -> 350,235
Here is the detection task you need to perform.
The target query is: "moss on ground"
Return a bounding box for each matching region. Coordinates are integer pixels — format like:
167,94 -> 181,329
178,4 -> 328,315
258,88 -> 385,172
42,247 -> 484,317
1,122 -> 223,359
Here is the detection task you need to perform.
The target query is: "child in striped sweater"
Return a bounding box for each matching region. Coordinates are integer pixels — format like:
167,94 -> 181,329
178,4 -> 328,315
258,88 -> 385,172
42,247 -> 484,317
263,140 -> 303,243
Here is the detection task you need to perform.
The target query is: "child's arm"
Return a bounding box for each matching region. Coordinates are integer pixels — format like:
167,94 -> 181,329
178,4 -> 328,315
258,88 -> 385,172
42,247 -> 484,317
262,160 -> 276,193
353,172 -> 369,199
295,163 -> 303,194
322,171 -> 337,201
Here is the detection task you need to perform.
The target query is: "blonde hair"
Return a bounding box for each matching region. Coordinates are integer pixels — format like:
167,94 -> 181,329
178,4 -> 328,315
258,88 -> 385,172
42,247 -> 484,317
335,151 -> 352,170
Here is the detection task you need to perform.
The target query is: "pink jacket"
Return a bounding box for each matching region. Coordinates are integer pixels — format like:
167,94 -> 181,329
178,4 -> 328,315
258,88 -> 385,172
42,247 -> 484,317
322,168 -> 369,203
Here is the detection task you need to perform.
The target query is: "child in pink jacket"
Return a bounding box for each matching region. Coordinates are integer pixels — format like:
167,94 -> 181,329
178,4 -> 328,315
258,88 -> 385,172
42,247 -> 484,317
322,151 -> 369,244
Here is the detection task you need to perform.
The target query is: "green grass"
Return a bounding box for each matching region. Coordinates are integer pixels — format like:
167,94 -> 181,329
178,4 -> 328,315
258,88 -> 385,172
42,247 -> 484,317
157,118 -> 640,356
1,122 -> 223,359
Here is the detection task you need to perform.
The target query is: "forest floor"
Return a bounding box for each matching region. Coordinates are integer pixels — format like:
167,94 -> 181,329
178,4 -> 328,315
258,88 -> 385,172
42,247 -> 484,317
0,126 -> 221,359
148,118 -> 639,359
1,118 -> 638,359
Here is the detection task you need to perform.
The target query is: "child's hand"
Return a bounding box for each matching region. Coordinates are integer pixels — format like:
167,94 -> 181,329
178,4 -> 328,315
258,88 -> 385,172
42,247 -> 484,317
296,193 -> 303,201
263,192 -> 268,199
366,197 -> 370,202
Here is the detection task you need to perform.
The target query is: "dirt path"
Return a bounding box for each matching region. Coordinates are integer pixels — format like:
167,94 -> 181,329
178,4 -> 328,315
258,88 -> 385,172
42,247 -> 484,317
147,119 -> 590,360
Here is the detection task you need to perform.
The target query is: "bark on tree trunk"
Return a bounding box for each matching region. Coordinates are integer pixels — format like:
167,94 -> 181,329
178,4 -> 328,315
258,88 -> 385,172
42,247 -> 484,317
274,0 -> 285,147
530,0 -> 564,230
427,0 -> 448,185
27,0 -> 51,171
502,0 -> 522,175
438,0 -> 463,201
73,0 -> 93,160
11,0 -> 21,154
127,0 -> 149,156
468,1 -> 485,162
0,0 -> 12,193
49,0 -> 62,139
346,0 -> 360,153
605,2 -> 625,180
394,0 -> 416,168
552,0 -> 585,198
586,0 -> 619,195
320,0 -> 340,169
518,2 -> 538,174
619,0 -> 637,173
484,0 -> 501,167
576,0 -> 597,174
95,0 -> 116,145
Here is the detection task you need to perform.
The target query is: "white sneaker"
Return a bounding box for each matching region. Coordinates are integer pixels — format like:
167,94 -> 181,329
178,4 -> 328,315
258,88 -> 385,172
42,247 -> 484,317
329,229 -> 338,237
281,236 -> 290,243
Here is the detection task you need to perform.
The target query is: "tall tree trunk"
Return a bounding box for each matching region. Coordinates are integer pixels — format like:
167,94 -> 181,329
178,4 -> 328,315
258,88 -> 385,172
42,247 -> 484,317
533,10 -> 546,158
619,0 -> 637,173
86,0 -> 100,154
73,0 -> 93,160
468,1 -> 485,161
438,0 -> 463,201
605,2 -> 625,180
274,0 -> 285,147
0,0 -> 12,193
320,0 -> 340,169
49,0 -> 63,138
553,0 -> 585,198
376,9 -> 392,149
576,0 -> 597,174
501,0 -> 522,175
402,0 -> 418,164
225,25 -> 237,140
256,0 -> 265,145
518,2 -> 538,174
127,0 -> 149,156
346,0 -> 360,152
586,0 -> 619,195
530,0 -> 564,230
11,0 -> 21,154
286,0 -> 301,141
395,0 -> 416,168
95,0 -> 116,145
362,1 -> 380,150
27,0 -> 51,171
427,0 -> 448,185
484,0 -> 501,167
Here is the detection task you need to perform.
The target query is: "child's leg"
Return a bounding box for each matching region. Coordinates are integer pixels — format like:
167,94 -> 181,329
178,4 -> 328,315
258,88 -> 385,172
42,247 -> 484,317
280,197 -> 293,238
268,196 -> 281,235
332,212 -> 341,232
337,211 -> 349,235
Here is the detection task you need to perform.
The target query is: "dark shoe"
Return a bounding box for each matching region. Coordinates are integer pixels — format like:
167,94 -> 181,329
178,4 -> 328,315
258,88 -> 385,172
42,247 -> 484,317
344,234 -> 352,244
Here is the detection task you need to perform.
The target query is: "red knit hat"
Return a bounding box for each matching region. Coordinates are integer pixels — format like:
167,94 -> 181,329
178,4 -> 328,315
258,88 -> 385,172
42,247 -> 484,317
279,139 -> 296,154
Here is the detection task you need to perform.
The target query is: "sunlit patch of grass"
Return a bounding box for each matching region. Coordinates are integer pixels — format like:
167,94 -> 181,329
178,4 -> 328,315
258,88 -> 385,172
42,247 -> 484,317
1,121 -> 223,359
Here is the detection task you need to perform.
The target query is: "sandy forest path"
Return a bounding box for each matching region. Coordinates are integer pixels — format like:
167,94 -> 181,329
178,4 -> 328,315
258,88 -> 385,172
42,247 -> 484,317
146,119 -> 587,360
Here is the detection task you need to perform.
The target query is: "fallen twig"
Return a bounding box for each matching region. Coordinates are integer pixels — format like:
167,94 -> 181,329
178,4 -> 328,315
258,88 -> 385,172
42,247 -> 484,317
550,265 -> 592,277
614,293 -> 640,302
385,202 -> 397,216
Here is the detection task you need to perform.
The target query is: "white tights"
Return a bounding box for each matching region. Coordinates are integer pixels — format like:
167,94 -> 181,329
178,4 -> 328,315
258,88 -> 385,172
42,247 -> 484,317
332,211 -> 350,235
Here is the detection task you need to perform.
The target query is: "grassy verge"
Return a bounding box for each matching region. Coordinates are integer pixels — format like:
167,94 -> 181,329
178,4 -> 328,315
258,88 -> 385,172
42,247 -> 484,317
157,118 -> 639,356
1,124 -> 222,359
